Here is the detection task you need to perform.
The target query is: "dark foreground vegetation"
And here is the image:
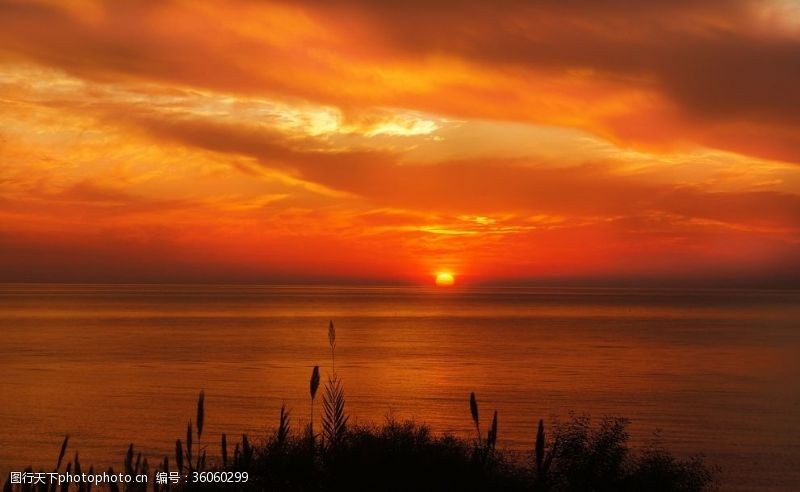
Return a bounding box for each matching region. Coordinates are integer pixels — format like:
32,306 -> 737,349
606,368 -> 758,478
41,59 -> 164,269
5,322 -> 716,491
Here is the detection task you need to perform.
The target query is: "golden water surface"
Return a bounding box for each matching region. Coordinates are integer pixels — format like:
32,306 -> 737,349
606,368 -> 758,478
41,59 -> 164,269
1,285 -> 798,490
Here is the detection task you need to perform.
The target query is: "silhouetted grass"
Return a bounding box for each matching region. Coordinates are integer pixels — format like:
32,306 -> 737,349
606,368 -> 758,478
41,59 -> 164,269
4,321 -> 717,491
4,400 -> 716,492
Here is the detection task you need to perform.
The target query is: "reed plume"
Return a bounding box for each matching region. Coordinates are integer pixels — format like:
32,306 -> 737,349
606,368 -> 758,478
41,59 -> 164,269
328,320 -> 336,372
469,392 -> 481,443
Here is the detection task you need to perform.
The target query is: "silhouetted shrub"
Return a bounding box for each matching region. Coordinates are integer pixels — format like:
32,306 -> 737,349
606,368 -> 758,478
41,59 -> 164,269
176,415 -> 714,492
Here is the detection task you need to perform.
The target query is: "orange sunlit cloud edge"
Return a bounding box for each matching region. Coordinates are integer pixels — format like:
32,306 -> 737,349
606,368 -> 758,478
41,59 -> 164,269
0,0 -> 799,287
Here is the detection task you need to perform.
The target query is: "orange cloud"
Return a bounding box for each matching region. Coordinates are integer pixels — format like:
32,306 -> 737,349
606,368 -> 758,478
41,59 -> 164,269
2,0 -> 799,161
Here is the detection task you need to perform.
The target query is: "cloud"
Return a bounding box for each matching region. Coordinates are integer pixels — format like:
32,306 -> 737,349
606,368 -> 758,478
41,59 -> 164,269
1,0 -> 799,162
117,111 -> 800,232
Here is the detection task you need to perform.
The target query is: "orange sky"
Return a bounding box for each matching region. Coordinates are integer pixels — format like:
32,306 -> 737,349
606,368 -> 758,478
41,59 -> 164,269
1,0 -> 799,285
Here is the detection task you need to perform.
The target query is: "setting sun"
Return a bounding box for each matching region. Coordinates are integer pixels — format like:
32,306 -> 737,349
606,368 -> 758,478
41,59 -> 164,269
435,272 -> 455,286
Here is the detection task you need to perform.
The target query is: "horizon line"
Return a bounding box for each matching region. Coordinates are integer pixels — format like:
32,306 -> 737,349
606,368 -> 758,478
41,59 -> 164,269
1,280 -> 798,291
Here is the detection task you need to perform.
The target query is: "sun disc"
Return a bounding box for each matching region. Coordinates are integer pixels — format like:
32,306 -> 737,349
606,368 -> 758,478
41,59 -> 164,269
435,272 -> 455,286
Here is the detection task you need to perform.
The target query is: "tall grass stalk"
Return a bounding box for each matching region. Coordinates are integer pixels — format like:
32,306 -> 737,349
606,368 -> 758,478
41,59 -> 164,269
55,435 -> 69,472
322,320 -> 348,448
186,420 -> 193,472
534,418 -> 557,483
310,365 -> 320,436
196,390 -> 205,471
487,410 -> 498,451
276,404 -> 291,447
106,468 -> 117,492
322,374 -> 348,448
196,390 -> 205,441
175,439 -> 183,473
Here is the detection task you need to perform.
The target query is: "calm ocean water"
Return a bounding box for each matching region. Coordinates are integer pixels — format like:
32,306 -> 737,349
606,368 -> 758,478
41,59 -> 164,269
0,284 -> 798,490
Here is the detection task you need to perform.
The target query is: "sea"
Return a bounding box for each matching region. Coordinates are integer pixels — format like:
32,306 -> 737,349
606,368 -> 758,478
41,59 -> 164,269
0,284 -> 798,490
